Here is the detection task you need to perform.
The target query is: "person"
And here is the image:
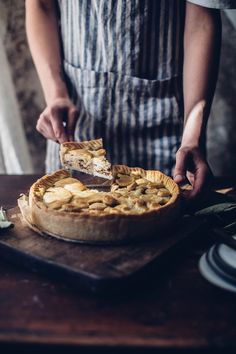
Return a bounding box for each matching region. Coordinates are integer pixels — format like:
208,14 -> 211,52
25,0 -> 236,201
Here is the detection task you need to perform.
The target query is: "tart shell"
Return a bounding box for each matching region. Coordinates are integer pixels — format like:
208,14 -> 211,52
18,167 -> 181,244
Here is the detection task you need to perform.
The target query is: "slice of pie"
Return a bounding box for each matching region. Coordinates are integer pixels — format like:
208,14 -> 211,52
60,138 -> 112,180
18,166 -> 181,244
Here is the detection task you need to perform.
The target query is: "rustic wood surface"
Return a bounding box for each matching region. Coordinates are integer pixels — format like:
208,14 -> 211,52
0,207 -> 203,294
0,174 -> 236,353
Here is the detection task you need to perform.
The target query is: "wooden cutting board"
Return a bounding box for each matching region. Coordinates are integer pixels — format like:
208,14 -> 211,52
0,207 -> 204,294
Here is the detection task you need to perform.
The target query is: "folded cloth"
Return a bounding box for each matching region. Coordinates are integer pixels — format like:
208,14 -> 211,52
194,192 -> 236,249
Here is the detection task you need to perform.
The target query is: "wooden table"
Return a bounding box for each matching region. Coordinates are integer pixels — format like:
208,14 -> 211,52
0,175 -> 236,354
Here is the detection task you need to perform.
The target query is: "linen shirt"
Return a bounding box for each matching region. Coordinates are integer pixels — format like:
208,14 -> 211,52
187,0 -> 236,8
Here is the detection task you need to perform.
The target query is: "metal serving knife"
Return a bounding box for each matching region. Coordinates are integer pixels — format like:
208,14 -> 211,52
69,169 -> 113,191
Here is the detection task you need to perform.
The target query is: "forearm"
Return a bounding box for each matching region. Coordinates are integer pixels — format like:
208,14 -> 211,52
25,0 -> 69,104
182,3 -> 221,149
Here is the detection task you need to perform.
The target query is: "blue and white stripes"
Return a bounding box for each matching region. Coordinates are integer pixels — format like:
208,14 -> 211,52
46,0 -> 185,175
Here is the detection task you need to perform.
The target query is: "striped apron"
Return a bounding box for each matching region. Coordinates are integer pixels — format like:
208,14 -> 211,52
46,0 -> 185,176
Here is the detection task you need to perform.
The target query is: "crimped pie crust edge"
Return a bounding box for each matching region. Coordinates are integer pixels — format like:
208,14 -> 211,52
21,166 -> 181,242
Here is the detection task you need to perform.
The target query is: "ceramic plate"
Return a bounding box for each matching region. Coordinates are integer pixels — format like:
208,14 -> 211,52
215,242 -> 236,274
207,246 -> 236,284
199,246 -> 236,294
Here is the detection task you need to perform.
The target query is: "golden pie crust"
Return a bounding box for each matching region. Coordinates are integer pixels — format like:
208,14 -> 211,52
18,166 -> 181,244
60,138 -> 112,180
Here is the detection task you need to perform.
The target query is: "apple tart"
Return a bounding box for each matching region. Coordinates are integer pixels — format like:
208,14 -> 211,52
60,138 -> 112,180
18,166 -> 181,243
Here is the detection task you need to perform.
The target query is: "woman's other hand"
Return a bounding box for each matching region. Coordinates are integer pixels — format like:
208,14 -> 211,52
174,145 -> 213,202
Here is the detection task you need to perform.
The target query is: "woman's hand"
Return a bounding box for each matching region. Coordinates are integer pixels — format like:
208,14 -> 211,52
36,97 -> 79,143
174,145 -> 213,202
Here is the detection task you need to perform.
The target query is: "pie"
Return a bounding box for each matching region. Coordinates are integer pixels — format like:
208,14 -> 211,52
60,138 -> 112,179
18,165 -> 181,244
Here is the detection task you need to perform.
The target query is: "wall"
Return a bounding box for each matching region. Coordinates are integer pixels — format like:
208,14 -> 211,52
4,0 -> 45,173
207,12 -> 236,176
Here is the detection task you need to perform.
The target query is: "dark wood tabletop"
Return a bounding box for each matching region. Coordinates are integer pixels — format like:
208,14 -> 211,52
0,174 -> 236,354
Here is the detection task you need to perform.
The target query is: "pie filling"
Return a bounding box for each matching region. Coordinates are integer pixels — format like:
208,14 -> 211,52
60,140 -> 113,180
40,170 -> 172,215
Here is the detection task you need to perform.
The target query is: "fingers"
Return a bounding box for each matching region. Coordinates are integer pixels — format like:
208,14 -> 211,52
181,155 -> 213,205
174,146 -> 213,206
189,163 -> 213,200
186,171 -> 195,186
36,99 -> 79,143
36,114 -> 56,141
173,148 -> 188,184
37,108 -> 67,143
50,106 -> 68,143
188,163 -> 208,199
36,114 -> 57,141
67,107 -> 79,141
182,165 -> 213,212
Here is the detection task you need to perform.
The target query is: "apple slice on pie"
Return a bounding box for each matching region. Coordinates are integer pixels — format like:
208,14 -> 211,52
60,139 -> 112,180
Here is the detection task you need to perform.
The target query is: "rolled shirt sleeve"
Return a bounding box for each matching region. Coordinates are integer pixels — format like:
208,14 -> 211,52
187,0 -> 236,8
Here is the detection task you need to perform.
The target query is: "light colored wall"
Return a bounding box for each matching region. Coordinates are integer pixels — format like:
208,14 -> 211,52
3,0 -> 45,173
225,9 -> 236,29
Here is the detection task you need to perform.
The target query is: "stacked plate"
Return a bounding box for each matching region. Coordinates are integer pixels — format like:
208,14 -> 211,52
199,239 -> 236,293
